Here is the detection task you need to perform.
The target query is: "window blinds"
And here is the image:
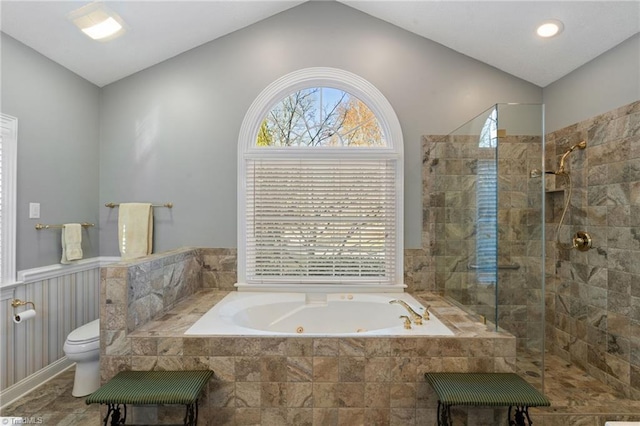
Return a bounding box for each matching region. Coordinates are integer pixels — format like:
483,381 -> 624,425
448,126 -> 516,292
245,158 -> 397,285
475,158 -> 498,284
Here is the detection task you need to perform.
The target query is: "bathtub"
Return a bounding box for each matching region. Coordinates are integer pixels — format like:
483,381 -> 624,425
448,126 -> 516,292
184,292 -> 454,336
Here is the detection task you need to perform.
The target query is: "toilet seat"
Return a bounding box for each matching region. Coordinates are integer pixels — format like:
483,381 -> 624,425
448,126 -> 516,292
66,319 -> 99,344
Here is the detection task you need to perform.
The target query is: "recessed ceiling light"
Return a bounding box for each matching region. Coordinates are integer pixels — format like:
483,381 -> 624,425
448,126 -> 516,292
68,2 -> 126,41
536,19 -> 564,38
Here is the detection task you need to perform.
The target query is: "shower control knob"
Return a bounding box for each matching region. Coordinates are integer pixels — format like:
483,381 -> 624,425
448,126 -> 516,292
573,231 -> 592,252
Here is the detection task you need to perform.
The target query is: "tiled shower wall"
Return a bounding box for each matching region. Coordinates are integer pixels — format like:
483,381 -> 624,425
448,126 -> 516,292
421,133 -> 544,353
545,100 -> 640,399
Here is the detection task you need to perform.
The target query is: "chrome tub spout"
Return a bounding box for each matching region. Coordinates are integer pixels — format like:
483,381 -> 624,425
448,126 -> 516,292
389,299 -> 424,325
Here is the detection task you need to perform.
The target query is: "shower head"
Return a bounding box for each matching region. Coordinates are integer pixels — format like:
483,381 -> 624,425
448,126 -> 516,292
556,140 -> 586,175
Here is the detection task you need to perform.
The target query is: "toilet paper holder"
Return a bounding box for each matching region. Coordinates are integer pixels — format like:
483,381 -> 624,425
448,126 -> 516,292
11,299 -> 36,323
11,298 -> 35,311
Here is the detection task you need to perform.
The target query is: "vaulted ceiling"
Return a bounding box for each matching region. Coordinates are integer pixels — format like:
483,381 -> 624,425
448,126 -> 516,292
2,1 -> 638,88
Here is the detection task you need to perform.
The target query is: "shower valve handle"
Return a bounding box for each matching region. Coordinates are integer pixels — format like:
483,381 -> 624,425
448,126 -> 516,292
573,231 -> 592,252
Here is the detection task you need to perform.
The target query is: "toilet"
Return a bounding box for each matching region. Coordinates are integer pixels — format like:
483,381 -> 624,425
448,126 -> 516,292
63,319 -> 100,397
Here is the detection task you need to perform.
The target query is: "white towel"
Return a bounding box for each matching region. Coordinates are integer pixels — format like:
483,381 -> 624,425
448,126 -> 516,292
118,203 -> 153,260
61,223 -> 83,264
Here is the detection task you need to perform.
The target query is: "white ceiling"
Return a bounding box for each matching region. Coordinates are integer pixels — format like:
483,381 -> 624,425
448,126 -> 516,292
1,1 -> 639,88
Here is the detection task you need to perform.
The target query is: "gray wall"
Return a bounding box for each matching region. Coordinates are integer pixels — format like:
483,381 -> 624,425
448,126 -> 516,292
99,1 -> 542,254
543,33 -> 640,132
7,1 -> 635,268
1,33 -> 101,271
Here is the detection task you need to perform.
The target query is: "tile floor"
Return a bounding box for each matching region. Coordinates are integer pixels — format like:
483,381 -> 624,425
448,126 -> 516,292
2,353 -> 640,425
1,368 -> 100,424
518,353 -> 640,425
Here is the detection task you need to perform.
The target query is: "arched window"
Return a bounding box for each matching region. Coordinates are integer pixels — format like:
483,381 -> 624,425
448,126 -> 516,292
238,68 -> 404,292
258,87 -> 386,148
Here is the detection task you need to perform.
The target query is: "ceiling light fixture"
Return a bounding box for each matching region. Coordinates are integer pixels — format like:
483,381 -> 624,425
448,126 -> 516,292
69,2 -> 126,41
536,19 -> 564,38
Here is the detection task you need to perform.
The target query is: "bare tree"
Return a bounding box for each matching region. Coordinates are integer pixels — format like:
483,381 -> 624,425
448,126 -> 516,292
263,88 -> 350,147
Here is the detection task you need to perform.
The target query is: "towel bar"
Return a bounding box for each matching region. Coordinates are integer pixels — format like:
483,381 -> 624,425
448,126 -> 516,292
105,202 -> 173,208
35,222 -> 94,230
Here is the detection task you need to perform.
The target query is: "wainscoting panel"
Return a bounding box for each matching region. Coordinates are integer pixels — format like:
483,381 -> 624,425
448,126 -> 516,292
1,257 -> 117,404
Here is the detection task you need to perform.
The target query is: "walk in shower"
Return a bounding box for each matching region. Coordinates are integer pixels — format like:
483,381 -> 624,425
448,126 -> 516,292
424,103 -> 546,389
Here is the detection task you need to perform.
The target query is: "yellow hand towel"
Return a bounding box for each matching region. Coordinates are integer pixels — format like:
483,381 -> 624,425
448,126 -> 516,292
118,203 -> 153,260
61,223 -> 83,264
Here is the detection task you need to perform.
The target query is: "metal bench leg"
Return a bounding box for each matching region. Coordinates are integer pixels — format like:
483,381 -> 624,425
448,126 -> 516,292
436,401 -> 452,426
104,403 -> 126,426
509,406 -> 533,426
183,400 -> 198,426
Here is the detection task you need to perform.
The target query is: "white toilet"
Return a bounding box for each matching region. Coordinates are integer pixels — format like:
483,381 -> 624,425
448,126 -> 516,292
63,319 -> 100,397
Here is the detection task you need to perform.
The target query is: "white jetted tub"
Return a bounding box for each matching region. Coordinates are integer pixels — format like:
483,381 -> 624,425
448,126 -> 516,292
185,292 -> 454,336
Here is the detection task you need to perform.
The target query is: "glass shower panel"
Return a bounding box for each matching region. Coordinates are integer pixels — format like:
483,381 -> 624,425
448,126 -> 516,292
429,103 -> 545,390
433,105 -> 499,327
496,103 -> 545,392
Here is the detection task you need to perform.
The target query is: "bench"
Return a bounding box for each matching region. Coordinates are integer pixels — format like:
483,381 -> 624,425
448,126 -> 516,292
86,370 -> 213,426
425,372 -> 550,426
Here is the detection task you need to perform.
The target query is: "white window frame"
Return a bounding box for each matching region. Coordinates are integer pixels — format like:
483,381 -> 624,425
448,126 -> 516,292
1,114 -> 18,286
237,67 -> 404,292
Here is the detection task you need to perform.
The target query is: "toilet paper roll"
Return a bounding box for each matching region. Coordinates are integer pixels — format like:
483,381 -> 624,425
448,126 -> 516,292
14,309 -> 36,323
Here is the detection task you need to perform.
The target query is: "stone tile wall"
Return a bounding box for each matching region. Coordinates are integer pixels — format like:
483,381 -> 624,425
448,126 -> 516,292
545,100 -> 640,399
100,247 -> 201,334
200,248 -> 238,290
189,332 -> 515,426
100,247 -> 237,355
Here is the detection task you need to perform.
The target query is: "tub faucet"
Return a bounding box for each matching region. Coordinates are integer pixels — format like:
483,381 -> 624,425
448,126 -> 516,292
389,299 -> 423,325
399,315 -> 412,329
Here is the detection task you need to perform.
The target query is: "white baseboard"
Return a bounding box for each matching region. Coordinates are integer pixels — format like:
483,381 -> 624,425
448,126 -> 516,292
0,357 -> 74,410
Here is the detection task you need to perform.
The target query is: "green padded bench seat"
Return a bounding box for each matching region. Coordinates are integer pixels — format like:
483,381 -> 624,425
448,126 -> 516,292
86,370 -> 213,426
425,372 -> 550,426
